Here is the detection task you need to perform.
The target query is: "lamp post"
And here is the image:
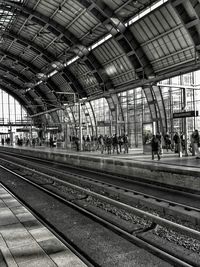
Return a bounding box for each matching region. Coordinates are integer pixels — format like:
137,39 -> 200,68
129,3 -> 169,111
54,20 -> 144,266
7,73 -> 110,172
78,100 -> 82,151
56,92 -> 78,149
78,97 -> 87,151
56,92 -> 87,151
29,92 -> 87,151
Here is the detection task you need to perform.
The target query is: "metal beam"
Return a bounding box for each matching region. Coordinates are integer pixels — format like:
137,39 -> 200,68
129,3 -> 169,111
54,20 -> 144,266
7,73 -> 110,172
0,74 -> 43,111
0,49 -> 61,108
3,1 -> 113,91
3,31 -> 54,62
82,0 -> 155,79
3,31 -> 87,96
0,84 -> 34,115
0,63 -> 29,83
0,58 -> 59,112
29,107 -> 63,118
0,49 -> 39,73
0,75 -> 22,90
170,0 -> 200,55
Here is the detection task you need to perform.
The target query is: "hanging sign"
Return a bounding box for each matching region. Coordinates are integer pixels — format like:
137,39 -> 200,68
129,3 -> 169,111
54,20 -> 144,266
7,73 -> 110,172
173,110 -> 198,118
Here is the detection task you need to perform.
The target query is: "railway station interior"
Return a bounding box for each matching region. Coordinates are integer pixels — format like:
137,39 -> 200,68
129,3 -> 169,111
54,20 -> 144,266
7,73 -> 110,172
0,0 -> 200,266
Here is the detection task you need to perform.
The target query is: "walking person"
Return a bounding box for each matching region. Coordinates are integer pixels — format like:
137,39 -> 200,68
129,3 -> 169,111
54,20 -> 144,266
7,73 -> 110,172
156,131 -> 163,155
192,129 -> 200,159
164,132 -> 171,152
151,134 -> 161,160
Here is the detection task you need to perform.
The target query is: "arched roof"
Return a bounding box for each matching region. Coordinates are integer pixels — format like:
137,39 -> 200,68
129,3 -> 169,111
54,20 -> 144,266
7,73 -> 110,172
0,0 -> 199,117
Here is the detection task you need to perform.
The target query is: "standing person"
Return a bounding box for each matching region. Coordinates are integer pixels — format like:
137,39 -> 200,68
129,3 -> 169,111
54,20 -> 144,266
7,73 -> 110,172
112,134 -> 119,154
106,136 -> 112,154
192,129 -> 200,159
49,136 -> 53,148
86,135 -> 90,151
173,132 -> 180,153
82,135 -> 86,151
123,134 -> 129,154
151,135 -> 161,160
98,134 -> 104,154
32,138 -> 36,147
118,135 -> 123,153
156,131 -> 162,154
164,132 -> 171,152
75,136 -> 80,151
180,132 -> 186,152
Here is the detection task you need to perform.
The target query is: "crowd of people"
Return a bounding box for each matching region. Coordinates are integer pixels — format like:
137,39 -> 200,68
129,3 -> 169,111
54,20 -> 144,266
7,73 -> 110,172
70,133 -> 129,154
151,129 -> 200,160
3,129 -> 200,160
15,137 -> 41,147
1,137 -> 10,146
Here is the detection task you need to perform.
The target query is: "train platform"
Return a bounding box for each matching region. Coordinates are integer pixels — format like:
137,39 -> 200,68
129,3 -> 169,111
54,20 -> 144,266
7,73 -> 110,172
0,183 -> 87,267
0,144 -> 200,193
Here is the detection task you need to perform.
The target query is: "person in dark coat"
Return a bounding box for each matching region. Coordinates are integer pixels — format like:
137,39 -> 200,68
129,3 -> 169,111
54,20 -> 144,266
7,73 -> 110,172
112,134 -> 119,154
192,129 -> 200,158
151,135 -> 161,160
74,136 -> 80,151
173,132 -> 180,153
164,132 -> 171,151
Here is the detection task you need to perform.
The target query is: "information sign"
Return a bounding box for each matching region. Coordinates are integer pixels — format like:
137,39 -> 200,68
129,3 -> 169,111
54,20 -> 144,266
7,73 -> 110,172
173,111 -> 198,118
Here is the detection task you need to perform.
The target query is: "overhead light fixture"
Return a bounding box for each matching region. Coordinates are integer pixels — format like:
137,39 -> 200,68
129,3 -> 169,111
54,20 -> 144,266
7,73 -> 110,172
51,61 -> 64,70
80,97 -> 87,102
24,82 -> 35,88
48,69 -> 58,78
36,73 -> 47,80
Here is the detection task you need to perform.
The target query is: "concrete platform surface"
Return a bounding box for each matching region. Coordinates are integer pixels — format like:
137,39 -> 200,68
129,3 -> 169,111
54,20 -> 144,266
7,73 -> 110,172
0,184 -> 87,267
1,145 -> 200,192
2,144 -> 200,168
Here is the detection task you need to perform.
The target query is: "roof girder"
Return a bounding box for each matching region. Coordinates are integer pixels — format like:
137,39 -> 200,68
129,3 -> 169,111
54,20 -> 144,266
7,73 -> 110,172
170,0 -> 200,54
3,31 -> 87,97
0,63 -> 29,83
80,0 -> 155,79
3,0 -> 113,91
0,49 -> 61,110
0,73 -> 45,111
3,30 -> 54,62
0,83 -> 35,115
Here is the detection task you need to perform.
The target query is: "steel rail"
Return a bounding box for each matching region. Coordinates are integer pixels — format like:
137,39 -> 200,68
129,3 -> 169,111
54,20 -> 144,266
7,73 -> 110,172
1,151 -> 200,203
1,149 -> 199,199
0,157 -> 200,241
0,154 -> 200,214
0,164 -> 195,267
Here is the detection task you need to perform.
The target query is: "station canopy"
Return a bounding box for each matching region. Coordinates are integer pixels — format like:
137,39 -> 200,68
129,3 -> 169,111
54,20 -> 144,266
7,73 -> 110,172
0,0 -> 199,118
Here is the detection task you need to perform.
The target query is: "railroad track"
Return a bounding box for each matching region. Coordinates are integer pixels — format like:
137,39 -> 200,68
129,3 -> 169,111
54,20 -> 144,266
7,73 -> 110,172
0,152 -> 200,226
0,156 -> 199,266
1,149 -> 199,195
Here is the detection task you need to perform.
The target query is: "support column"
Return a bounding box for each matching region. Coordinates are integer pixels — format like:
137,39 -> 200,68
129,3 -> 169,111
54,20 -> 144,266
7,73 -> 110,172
182,88 -> 188,156
78,102 -> 82,151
